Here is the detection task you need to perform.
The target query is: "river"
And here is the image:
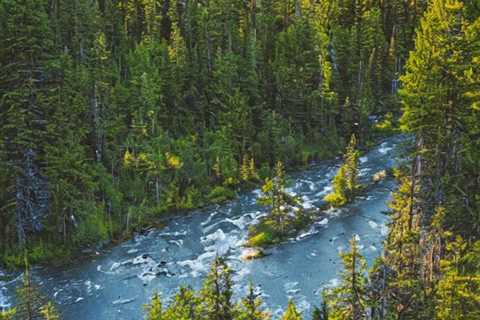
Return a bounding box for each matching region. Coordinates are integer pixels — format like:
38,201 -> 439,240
1,134 -> 409,319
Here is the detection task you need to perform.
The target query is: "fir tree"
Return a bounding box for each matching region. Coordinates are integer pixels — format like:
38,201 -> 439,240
325,237 -> 367,320
15,271 -> 48,320
236,282 -> 270,320
281,300 -> 302,320
39,303 -> 60,320
199,256 -> 234,320
324,135 -> 360,207
435,237 -> 480,320
145,293 -> 163,320
162,287 -> 200,320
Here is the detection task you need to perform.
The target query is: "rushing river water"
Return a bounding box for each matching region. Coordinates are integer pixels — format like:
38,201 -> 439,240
1,135 -> 409,319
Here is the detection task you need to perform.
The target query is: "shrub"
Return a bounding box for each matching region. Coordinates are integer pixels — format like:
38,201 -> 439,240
246,231 -> 274,247
207,186 -> 235,204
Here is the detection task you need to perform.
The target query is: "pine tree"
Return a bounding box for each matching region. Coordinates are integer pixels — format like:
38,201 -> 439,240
236,282 -> 270,320
281,300 -> 302,320
258,161 -> 289,234
325,238 -> 367,320
39,303 -> 60,320
400,0 -> 480,229
312,301 -> 328,320
162,287 -> 200,320
199,256 -> 234,320
145,293 -> 163,320
382,172 -> 425,318
435,237 -> 480,320
324,135 -> 360,207
15,269 -> 48,320
0,0 -> 55,247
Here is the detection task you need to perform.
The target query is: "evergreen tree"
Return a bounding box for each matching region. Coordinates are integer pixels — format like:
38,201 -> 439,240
0,0 -> 55,247
199,256 -> 234,320
325,238 -> 367,320
400,0 -> 480,230
281,300 -> 302,320
258,161 -> 289,233
312,301 -> 328,320
39,303 -> 60,320
435,237 -> 480,320
236,282 -> 270,320
382,172 -> 425,318
15,271 -> 48,320
145,293 -> 163,320
162,287 -> 200,320
324,135 -> 360,207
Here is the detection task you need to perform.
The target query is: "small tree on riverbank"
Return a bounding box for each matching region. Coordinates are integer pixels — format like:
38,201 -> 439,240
324,135 -> 360,207
257,162 -> 289,234
249,161 -> 305,246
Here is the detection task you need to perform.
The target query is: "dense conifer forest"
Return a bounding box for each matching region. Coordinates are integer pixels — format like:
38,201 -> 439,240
1,0 -> 479,319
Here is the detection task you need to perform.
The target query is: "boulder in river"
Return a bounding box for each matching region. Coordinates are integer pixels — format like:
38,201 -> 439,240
241,248 -> 265,261
372,170 -> 387,183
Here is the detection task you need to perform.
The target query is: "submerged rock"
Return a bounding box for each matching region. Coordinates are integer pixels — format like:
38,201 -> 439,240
112,298 -> 135,305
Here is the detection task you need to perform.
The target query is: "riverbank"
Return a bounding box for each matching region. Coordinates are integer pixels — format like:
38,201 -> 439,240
1,129 -> 399,271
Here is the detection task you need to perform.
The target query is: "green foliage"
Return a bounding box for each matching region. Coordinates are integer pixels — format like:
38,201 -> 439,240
199,256 -> 235,320
145,293 -> 163,320
281,301 -> 302,320
246,231 -> 275,248
72,203 -> 110,246
324,237 -> 367,320
436,237 -> 480,320
248,161 -> 312,247
235,282 -> 270,320
207,186 -> 236,204
162,287 -> 199,320
39,303 -> 60,320
143,259 -> 272,320
15,266 -> 49,320
0,309 -> 15,320
2,242 -> 71,270
324,135 -> 360,207
0,0 -> 420,270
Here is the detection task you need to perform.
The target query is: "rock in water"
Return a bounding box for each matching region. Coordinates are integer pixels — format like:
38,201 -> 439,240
372,170 -> 387,183
241,248 -> 265,261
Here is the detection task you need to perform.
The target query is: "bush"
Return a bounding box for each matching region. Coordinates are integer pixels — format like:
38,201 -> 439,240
246,231 -> 274,247
324,190 -> 348,207
73,203 -> 109,246
2,242 -> 71,269
207,186 -> 235,204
